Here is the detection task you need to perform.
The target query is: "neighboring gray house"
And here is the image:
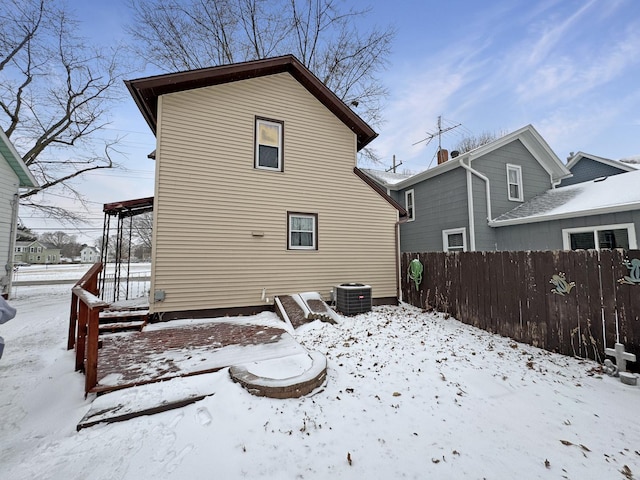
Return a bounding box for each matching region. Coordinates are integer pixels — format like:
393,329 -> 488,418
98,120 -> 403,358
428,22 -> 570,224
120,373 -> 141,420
364,125 -> 572,252
0,130 -> 38,298
558,152 -> 636,187
490,169 -> 640,251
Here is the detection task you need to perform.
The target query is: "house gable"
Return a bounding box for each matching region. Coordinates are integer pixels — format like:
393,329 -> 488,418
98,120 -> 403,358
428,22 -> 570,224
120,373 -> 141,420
471,138 -> 556,219
559,152 -> 636,187
125,55 -> 377,151
142,67 -> 399,314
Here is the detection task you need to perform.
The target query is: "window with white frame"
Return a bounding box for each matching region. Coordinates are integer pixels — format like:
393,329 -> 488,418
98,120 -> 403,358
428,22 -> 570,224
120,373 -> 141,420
562,223 -> 637,251
288,213 -> 317,250
506,164 -> 523,201
405,189 -> 415,221
443,227 -> 467,252
255,117 -> 283,171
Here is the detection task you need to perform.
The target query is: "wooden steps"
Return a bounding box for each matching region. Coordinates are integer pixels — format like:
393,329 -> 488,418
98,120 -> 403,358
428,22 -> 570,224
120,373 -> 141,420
99,309 -> 149,333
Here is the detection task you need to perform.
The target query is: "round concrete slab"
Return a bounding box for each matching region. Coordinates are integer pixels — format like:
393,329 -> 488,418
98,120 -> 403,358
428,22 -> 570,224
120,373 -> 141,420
230,350 -> 327,399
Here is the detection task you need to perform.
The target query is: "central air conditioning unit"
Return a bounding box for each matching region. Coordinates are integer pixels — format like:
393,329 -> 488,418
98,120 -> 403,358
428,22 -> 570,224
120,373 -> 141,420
335,283 -> 372,316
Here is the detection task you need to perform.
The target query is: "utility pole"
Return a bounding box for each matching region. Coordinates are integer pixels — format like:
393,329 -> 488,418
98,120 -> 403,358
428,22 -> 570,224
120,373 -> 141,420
385,154 -> 403,173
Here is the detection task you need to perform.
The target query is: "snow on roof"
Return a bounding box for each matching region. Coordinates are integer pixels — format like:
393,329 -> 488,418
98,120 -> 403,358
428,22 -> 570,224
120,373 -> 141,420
620,154 -> 640,165
566,151 -> 637,172
360,168 -> 413,186
491,169 -> 640,226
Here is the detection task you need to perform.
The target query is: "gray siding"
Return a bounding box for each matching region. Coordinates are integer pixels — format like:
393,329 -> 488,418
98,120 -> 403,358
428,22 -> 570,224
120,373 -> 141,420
470,173 -> 498,250
495,210 -> 640,251
399,168 -> 468,252
473,140 -> 553,219
560,158 -> 629,187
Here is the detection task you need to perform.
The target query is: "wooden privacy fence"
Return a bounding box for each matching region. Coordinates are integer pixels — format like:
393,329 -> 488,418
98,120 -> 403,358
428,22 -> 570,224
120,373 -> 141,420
401,250 -> 640,366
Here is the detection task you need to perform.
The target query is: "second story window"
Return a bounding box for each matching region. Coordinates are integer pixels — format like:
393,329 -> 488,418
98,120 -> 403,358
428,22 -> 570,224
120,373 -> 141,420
255,117 -> 283,171
405,189 -> 415,221
506,164 -> 523,202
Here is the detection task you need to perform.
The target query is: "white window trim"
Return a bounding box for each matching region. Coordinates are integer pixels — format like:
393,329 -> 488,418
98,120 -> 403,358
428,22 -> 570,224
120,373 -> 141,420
442,227 -> 467,252
287,213 -> 317,250
562,223 -> 637,250
255,117 -> 283,171
405,189 -> 415,221
506,164 -> 524,202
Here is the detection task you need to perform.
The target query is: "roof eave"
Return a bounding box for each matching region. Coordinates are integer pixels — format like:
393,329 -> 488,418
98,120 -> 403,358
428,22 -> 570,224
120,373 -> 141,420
353,167 -> 407,217
489,201 -> 640,227
0,129 -> 38,188
125,55 -> 377,151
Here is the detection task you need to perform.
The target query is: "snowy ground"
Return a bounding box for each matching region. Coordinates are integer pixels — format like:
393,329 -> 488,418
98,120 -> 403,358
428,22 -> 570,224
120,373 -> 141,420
1,283 -> 639,480
11,262 -> 151,284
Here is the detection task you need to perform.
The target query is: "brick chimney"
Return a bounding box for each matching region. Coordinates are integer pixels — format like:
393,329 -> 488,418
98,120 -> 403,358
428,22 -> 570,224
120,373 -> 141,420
437,149 -> 449,165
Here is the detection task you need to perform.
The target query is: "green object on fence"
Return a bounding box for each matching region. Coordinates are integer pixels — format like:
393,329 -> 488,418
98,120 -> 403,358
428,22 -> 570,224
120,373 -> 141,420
619,258 -> 640,285
550,272 -> 575,296
408,259 -> 423,290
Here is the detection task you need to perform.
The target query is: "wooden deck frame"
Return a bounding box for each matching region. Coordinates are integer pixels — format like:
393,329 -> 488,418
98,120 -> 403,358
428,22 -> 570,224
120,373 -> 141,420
68,263 -> 110,395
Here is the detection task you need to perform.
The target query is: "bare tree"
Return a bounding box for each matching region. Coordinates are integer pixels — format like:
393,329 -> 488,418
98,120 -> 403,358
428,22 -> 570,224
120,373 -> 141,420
0,0 -> 129,221
454,130 -> 508,154
15,224 -> 37,241
129,211 -> 153,250
39,230 -> 80,257
128,0 -> 394,131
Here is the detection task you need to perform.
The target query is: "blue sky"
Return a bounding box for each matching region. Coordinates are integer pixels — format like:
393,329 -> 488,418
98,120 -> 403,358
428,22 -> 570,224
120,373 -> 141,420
20,0 -> 640,239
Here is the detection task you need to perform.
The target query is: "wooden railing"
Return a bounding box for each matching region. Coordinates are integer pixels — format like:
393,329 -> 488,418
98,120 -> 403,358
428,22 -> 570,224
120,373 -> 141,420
68,263 -> 110,395
68,263 -> 102,350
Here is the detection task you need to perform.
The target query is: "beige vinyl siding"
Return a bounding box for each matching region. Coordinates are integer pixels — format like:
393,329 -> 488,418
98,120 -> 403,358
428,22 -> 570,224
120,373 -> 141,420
150,72 -> 398,314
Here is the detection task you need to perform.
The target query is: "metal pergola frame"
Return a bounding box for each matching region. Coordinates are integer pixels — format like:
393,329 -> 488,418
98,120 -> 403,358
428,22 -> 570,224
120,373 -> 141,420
100,197 -> 154,302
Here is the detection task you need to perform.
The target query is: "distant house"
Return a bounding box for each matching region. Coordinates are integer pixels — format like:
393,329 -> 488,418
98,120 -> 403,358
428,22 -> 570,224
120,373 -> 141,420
364,125 -> 571,252
124,55 -> 406,319
558,152 -> 636,187
0,130 -> 38,298
14,240 -> 61,265
80,246 -> 99,263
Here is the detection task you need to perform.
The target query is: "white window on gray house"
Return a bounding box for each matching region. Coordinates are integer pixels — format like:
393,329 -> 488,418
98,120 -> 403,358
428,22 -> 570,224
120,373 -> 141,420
563,223 -> 637,251
288,212 -> 317,250
405,189 -> 415,221
443,227 -> 467,252
506,164 -> 523,201
255,117 -> 283,171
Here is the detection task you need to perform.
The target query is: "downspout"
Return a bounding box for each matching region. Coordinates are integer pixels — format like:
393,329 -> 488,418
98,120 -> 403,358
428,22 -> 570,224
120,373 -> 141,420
459,157 -> 493,251
395,214 -> 410,302
4,192 -> 19,299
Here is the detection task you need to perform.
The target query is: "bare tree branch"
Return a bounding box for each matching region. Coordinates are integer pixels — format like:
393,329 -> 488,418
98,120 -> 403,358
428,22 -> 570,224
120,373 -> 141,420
0,0 -> 128,221
127,0 -> 395,133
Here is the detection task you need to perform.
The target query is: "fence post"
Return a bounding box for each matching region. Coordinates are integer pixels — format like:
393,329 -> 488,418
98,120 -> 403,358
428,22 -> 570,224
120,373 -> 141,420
85,307 -> 100,396
75,301 -> 88,372
68,292 -> 78,350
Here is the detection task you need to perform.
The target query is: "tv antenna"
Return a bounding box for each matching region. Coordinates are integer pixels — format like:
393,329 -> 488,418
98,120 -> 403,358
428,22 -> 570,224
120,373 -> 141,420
412,115 -> 462,152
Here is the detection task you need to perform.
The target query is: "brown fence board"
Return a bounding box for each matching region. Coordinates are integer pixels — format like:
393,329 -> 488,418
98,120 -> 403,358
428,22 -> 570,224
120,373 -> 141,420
401,250 -> 640,370
599,250 -> 619,350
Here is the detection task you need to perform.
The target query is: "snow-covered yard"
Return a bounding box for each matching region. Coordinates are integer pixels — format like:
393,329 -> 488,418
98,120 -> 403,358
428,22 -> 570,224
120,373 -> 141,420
1,283 -> 639,480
